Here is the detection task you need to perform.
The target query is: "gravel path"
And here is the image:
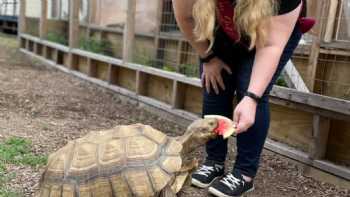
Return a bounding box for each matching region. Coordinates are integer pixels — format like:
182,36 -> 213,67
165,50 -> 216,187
0,34 -> 349,196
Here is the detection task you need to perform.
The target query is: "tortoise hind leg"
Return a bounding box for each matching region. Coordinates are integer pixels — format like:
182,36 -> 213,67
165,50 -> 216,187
160,185 -> 176,197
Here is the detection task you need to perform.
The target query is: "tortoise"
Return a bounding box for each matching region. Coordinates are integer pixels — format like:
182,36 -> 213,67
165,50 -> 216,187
37,115 -> 234,197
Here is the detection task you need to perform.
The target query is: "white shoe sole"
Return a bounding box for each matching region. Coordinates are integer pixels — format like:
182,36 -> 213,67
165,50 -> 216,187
208,186 -> 255,197
191,177 -> 220,188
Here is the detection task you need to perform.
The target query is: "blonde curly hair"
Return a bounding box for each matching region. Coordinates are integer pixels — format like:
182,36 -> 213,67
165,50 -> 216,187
192,0 -> 278,50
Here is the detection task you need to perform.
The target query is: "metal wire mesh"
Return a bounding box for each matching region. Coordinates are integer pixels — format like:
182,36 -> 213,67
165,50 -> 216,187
129,0 -> 200,77
288,0 -> 350,100
46,0 -> 69,46
24,0 -> 40,36
130,0 -> 350,100
0,0 -> 18,16
22,0 -> 350,101
78,0 -> 124,58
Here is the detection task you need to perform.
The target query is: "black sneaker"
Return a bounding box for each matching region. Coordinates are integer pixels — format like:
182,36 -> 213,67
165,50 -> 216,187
191,160 -> 225,188
208,171 -> 254,197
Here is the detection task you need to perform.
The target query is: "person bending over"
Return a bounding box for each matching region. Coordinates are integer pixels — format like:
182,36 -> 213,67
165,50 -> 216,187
172,0 -> 311,196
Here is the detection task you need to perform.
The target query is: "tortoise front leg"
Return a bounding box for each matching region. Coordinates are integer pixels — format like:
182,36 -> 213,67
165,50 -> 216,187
169,159 -> 199,194
160,185 -> 176,197
179,158 -> 199,173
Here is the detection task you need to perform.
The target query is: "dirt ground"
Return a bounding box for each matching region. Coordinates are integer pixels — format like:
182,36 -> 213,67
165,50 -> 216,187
0,33 -> 349,197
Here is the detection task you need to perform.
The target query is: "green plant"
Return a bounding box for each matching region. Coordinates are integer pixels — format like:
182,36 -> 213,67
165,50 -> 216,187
0,158 -> 16,197
163,65 -> 177,72
179,64 -> 199,78
79,37 -> 113,56
276,75 -> 288,87
132,54 -> 161,68
46,32 -> 68,45
0,137 -> 47,196
0,187 -> 19,197
0,137 -> 48,167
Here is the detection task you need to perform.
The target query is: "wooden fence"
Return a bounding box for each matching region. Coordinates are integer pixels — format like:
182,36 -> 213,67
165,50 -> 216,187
17,0 -> 350,185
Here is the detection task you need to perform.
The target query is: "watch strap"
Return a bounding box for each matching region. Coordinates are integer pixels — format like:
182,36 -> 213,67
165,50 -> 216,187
200,52 -> 216,63
244,91 -> 262,103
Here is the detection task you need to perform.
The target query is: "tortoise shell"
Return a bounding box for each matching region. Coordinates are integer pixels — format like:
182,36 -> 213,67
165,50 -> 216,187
38,124 -> 183,197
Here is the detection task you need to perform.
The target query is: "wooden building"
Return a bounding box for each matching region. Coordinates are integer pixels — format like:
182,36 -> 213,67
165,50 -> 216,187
0,0 -> 18,33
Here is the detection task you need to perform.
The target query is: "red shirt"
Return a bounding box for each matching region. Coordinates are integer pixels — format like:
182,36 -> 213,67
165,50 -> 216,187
216,0 -> 240,42
216,0 -> 312,43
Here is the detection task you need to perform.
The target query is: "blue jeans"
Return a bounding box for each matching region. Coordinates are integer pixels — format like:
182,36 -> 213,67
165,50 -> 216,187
200,25 -> 302,178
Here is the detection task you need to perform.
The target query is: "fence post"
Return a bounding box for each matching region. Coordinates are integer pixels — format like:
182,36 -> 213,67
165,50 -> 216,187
309,115 -> 331,160
306,0 -> 327,91
39,0 -> 48,39
87,0 -> 97,37
122,0 -> 136,63
18,0 -> 26,34
68,0 -> 80,70
154,0 -> 164,67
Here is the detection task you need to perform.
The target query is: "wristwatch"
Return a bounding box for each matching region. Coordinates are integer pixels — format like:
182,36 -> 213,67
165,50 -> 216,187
244,91 -> 262,103
200,51 -> 216,63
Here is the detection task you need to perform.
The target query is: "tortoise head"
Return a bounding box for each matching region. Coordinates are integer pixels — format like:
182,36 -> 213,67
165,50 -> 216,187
179,117 -> 219,154
186,118 -> 218,142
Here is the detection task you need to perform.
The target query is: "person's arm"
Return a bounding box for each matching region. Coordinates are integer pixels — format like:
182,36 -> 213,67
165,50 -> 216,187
172,0 -> 232,94
234,3 -> 302,133
172,0 -> 210,58
247,3 -> 302,97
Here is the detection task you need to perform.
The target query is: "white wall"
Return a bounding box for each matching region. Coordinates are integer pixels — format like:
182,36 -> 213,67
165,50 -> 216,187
9,0 -> 159,34
94,0 -> 158,34
25,0 -> 41,18
0,0 -> 18,16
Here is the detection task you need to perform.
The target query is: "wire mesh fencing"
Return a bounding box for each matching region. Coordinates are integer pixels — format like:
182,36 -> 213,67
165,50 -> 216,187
45,0 -> 69,46
129,0 -> 200,77
77,0 -> 124,58
20,0 -> 350,101
286,0 -> 350,100
0,0 -> 18,17
23,0 -> 40,36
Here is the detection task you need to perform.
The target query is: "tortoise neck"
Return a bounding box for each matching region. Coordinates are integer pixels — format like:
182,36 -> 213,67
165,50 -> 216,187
178,130 -> 199,155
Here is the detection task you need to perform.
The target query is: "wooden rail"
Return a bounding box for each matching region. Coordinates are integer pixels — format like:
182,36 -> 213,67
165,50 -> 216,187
18,33 -> 350,182
16,0 -> 350,186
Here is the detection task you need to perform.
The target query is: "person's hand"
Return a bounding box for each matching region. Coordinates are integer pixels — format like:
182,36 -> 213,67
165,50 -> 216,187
202,57 -> 232,94
233,96 -> 258,133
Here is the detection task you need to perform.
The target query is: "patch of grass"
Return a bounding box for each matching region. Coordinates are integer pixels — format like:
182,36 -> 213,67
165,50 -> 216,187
0,137 -> 47,167
0,33 -> 18,48
0,188 -> 20,197
0,162 -> 19,197
0,137 -> 48,196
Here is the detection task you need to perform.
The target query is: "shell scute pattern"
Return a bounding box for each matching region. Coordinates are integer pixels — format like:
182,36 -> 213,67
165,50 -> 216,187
62,184 -> 74,197
125,136 -> 159,161
40,124 -> 184,197
125,169 -> 155,196
70,142 -> 98,171
99,138 -> 125,166
147,166 -> 172,191
110,174 -> 132,196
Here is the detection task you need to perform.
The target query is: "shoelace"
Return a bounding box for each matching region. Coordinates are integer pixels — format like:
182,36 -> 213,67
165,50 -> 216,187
220,173 -> 243,191
195,165 -> 215,177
